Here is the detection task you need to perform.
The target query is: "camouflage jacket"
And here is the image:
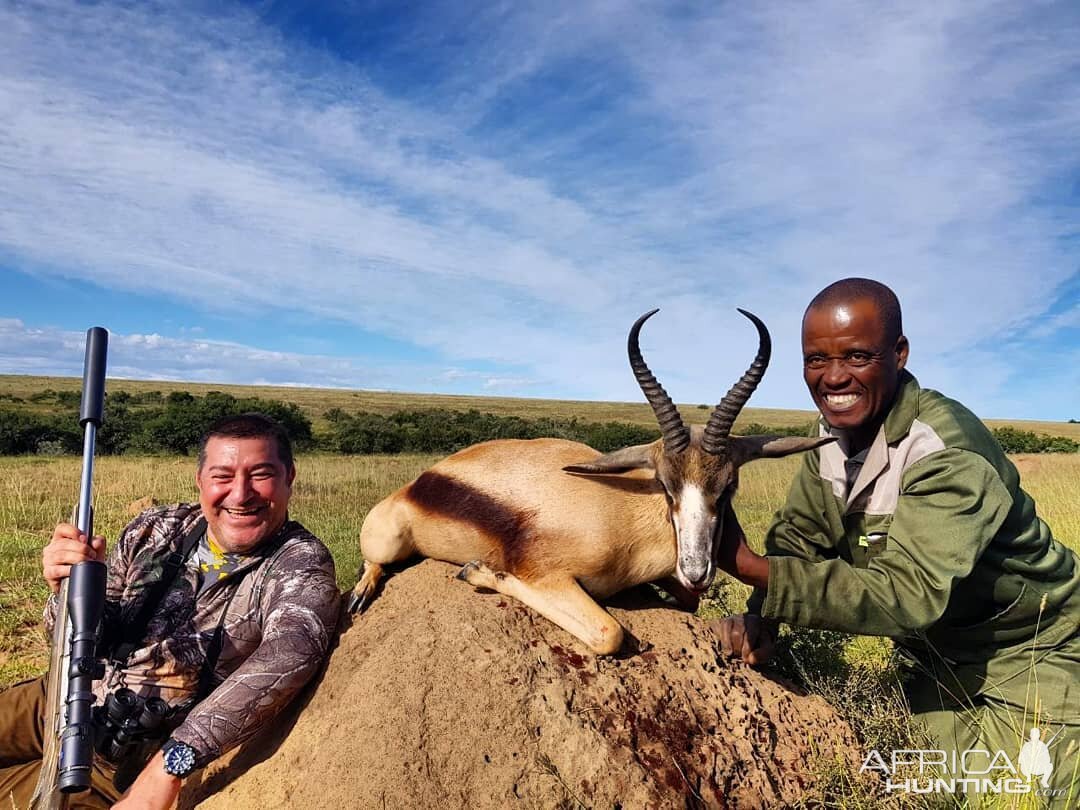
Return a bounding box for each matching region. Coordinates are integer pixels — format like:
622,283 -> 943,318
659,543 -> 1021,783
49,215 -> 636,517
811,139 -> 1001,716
45,503 -> 340,768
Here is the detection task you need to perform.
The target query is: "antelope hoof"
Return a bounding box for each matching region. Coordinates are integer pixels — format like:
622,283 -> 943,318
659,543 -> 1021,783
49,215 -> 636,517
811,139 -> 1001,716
456,560 -> 499,590
349,561 -> 385,614
455,560 -> 481,581
346,589 -> 366,614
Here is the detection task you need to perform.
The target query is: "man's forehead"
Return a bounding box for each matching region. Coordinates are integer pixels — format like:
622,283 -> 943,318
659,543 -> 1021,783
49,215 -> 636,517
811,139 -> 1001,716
203,435 -> 282,466
803,296 -> 884,332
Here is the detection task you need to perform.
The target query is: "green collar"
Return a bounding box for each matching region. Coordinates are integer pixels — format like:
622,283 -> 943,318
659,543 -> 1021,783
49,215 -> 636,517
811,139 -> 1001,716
882,370 -> 921,444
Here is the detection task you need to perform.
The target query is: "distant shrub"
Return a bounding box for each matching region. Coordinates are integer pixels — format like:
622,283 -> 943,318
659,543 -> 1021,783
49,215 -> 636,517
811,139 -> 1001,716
324,408 -> 659,455
578,421 -> 658,451
0,407 -> 80,454
55,391 -> 81,408
35,439 -> 69,456
991,427 -> 1079,454
167,391 -> 196,406
25,389 -> 81,408
738,421 -> 816,438
0,392 -> 313,456
1042,435 -> 1080,453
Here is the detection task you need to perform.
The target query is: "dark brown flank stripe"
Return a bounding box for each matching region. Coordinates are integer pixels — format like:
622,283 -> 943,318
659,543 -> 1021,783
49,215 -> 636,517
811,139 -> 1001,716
407,471 -> 534,572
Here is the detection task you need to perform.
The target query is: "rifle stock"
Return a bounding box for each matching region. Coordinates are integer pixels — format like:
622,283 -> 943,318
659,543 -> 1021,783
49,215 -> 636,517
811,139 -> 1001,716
30,327 -> 108,810
31,578 -> 73,810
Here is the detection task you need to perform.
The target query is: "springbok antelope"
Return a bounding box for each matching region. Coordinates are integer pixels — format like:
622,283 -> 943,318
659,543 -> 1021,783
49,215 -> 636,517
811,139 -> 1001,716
348,309 -> 833,654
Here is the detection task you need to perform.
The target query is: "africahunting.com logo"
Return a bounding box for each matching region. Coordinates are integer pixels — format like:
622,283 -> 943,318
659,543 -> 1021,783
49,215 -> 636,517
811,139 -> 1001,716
859,726 -> 1074,799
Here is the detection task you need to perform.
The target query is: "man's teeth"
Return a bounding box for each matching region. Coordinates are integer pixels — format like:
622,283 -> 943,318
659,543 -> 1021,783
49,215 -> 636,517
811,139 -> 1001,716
224,507 -> 262,515
825,393 -> 860,409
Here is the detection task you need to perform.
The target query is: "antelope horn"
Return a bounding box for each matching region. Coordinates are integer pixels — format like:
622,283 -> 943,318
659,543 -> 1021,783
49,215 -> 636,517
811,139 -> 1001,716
628,309 -> 690,453
702,309 -> 771,456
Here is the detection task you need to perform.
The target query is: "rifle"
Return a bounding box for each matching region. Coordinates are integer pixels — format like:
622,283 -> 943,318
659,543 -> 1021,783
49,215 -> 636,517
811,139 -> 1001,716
31,327 -> 109,810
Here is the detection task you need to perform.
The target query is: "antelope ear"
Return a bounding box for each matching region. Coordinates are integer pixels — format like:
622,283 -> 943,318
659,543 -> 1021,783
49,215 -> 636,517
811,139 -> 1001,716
730,435 -> 836,465
563,444 -> 655,475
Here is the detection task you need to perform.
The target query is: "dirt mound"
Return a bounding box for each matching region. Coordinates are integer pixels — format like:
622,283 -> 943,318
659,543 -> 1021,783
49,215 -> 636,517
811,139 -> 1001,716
184,560 -> 858,809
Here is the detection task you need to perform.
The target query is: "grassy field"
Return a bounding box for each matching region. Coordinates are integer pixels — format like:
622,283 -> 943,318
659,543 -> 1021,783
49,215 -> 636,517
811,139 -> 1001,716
2,450 -> 1076,687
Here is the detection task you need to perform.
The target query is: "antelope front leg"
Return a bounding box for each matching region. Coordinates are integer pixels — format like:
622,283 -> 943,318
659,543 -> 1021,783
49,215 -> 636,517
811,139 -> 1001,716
456,562 -> 624,655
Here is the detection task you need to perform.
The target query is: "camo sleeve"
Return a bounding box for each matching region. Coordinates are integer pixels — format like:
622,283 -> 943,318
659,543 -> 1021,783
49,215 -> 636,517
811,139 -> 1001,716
169,538 -> 340,768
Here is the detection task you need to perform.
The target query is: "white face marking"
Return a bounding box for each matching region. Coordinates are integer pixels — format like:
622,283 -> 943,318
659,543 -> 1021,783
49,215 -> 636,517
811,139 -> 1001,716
673,483 -> 716,589
677,484 -> 710,532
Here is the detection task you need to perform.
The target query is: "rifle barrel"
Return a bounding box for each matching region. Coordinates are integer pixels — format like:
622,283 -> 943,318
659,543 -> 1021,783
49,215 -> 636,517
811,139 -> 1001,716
76,424 -> 97,538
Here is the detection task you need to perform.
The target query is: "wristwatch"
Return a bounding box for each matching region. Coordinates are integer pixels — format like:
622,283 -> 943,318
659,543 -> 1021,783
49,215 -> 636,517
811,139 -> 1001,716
161,738 -> 197,778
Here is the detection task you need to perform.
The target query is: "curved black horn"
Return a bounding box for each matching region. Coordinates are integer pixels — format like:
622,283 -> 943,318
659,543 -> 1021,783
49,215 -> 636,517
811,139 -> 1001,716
628,309 -> 690,453
702,309 -> 771,456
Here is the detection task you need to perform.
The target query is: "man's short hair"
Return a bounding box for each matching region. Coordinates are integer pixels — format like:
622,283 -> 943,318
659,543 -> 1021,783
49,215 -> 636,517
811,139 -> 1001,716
806,277 -> 904,343
197,412 -> 294,471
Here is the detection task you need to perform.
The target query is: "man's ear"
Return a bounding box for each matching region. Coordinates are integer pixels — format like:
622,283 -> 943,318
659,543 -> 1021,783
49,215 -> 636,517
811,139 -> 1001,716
895,335 -> 909,371
286,465 -> 297,487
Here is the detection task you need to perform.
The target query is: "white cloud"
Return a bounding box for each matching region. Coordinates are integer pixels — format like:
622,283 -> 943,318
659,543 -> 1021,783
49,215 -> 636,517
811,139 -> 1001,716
0,320 -> 438,392
0,0 -> 1077,418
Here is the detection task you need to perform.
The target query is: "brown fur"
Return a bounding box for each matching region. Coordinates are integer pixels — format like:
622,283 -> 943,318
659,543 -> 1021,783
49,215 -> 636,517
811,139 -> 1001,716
406,471 -> 536,573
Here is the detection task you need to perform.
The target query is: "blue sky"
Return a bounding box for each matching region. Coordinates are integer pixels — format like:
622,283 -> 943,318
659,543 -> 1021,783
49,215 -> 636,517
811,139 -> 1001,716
1,0 -> 1078,420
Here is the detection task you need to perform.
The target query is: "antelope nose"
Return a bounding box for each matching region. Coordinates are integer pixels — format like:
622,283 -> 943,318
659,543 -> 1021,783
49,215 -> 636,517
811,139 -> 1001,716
678,559 -> 714,593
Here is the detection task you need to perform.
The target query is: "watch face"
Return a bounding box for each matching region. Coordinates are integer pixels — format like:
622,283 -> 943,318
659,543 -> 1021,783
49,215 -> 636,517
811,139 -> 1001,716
164,742 -> 196,777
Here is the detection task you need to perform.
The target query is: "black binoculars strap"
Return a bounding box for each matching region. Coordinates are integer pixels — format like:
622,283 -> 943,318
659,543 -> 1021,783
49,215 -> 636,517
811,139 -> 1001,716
195,569 -> 247,701
110,518 -> 206,666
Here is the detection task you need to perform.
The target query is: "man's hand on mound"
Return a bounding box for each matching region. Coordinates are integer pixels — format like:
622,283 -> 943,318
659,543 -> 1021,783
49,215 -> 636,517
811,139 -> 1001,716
710,613 -> 777,667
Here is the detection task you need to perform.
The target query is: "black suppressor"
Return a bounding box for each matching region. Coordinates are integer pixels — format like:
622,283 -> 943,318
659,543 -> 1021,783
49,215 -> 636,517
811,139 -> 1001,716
79,327 -> 108,427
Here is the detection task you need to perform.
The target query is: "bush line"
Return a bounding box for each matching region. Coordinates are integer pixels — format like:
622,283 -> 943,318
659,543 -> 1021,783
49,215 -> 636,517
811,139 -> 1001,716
1,390 -> 1075,456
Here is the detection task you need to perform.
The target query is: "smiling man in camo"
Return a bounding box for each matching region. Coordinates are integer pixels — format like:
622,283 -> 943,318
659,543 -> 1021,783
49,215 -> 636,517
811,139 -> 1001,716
0,413 -> 339,810
712,278 -> 1080,803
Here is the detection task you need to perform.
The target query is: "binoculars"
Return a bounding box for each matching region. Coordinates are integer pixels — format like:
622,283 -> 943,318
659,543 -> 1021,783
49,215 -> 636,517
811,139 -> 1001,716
93,688 -> 172,764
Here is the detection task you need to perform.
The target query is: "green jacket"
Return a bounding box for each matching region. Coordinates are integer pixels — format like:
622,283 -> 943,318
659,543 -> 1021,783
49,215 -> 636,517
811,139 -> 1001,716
753,371 -> 1080,672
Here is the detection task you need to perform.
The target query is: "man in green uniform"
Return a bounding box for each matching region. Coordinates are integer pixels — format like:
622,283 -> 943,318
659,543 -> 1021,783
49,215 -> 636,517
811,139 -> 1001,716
714,278 -> 1079,804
